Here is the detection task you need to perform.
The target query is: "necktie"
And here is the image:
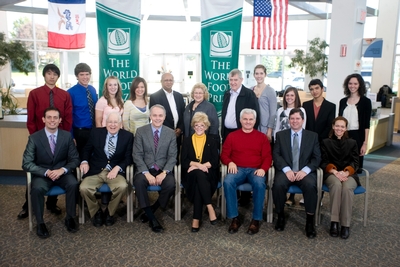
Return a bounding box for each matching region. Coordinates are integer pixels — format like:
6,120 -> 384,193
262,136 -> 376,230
106,136 -> 115,171
292,133 -> 299,172
49,134 -> 56,155
153,130 -> 160,171
49,90 -> 54,107
86,88 -> 95,126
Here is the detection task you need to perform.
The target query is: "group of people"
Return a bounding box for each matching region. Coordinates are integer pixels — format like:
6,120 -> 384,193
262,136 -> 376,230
20,63 -> 371,241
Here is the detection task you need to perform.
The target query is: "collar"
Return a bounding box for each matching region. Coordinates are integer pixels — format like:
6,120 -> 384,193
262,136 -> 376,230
44,128 -> 58,138
230,86 -> 242,95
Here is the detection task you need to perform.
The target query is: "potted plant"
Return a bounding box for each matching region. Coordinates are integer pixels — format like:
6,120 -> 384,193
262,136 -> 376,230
0,84 -> 19,115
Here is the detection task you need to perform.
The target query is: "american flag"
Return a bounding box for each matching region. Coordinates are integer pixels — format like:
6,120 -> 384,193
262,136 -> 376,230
251,0 -> 288,50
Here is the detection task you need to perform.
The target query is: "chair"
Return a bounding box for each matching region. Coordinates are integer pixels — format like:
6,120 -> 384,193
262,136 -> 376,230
26,171 -> 80,231
175,164 -> 223,221
266,167 -> 323,226
220,164 -> 275,223
317,168 -> 369,227
77,165 -> 133,224
127,165 -> 180,222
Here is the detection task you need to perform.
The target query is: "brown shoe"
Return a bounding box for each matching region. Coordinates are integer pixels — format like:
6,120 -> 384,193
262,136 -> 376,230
228,217 -> 241,234
247,219 -> 260,235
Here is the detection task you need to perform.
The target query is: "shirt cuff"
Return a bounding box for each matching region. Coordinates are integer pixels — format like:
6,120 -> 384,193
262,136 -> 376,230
62,167 -> 68,174
301,166 -> 311,175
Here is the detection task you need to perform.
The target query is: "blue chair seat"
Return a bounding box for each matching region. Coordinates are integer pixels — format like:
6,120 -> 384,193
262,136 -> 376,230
98,183 -> 112,193
45,186 -> 66,196
322,184 -> 366,195
287,185 -> 302,194
147,185 -> 162,191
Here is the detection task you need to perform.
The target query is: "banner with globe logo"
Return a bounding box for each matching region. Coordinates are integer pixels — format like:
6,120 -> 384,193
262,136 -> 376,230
201,0 -> 243,116
96,0 -> 141,100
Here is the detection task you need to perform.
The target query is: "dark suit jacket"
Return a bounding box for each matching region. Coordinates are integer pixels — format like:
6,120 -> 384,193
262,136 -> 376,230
273,129 -> 321,174
303,98 -> 336,142
149,89 -> 185,132
81,127 -> 133,178
22,129 -> 80,177
221,85 -> 260,139
133,124 -> 177,174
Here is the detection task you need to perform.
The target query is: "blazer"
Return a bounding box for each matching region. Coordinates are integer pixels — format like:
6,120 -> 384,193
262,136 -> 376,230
273,129 -> 321,174
221,85 -> 260,138
81,127 -> 134,178
303,98 -> 336,142
133,124 -> 177,174
149,89 -> 185,132
22,129 -> 80,177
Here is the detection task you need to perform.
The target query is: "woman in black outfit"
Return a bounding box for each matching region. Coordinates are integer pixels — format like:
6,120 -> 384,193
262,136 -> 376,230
181,112 -> 220,232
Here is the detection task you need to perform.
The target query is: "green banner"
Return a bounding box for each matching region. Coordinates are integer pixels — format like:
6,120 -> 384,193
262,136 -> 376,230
96,0 -> 141,100
201,1 -> 243,116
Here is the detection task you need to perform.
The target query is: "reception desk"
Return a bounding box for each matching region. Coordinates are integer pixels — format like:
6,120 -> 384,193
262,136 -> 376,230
366,114 -> 391,154
0,115 -> 29,170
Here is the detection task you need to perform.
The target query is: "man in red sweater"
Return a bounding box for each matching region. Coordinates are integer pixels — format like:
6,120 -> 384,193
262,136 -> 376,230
18,64 -> 73,219
221,108 -> 272,235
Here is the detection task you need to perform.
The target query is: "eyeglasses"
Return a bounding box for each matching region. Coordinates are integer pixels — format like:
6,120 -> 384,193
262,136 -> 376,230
194,92 -> 204,95
163,79 -> 174,82
194,124 -> 205,128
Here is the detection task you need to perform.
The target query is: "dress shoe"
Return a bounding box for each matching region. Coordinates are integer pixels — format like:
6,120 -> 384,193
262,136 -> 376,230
65,218 -> 78,233
285,199 -> 294,207
37,223 -> 50,239
17,209 -> 29,219
210,219 -> 218,225
47,206 -> 62,215
228,217 -> 241,234
275,214 -> 285,231
246,219 -> 260,235
105,210 -> 115,226
191,227 -> 200,233
330,222 -> 339,237
140,213 -> 149,223
305,221 -> 316,238
149,219 -> 164,233
93,209 -> 104,227
341,226 -> 350,239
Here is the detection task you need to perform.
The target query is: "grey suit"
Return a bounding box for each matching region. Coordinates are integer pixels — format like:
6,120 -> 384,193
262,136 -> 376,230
22,129 -> 80,224
272,129 -> 321,214
133,124 -> 177,208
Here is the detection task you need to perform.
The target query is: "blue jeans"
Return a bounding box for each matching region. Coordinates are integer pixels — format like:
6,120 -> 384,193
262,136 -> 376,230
223,167 -> 266,220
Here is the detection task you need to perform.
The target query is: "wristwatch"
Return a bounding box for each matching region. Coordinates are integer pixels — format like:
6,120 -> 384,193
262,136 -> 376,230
162,170 -> 170,175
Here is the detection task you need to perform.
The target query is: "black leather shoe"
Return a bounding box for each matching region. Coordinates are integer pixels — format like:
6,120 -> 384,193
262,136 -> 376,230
65,218 -> 78,233
191,227 -> 200,233
149,219 -> 164,233
306,221 -> 316,238
105,210 -> 115,226
37,223 -> 50,238
210,219 -> 218,225
275,214 -> 285,231
228,217 -> 241,234
47,206 -> 62,215
140,213 -> 149,223
93,209 -> 104,227
17,209 -> 29,219
341,226 -> 350,239
330,222 -> 339,237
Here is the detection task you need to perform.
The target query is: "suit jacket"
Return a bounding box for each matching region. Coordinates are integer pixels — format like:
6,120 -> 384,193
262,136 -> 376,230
221,85 -> 260,138
22,129 -> 80,177
303,98 -> 336,142
149,89 -> 185,132
273,129 -> 321,174
81,127 -> 134,177
133,124 -> 177,174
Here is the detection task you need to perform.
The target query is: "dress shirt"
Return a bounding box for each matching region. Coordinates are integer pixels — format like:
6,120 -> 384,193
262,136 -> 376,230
224,87 -> 241,129
44,129 -> 67,175
104,132 -> 119,159
67,83 -> 98,129
282,129 -> 311,175
163,89 -> 179,129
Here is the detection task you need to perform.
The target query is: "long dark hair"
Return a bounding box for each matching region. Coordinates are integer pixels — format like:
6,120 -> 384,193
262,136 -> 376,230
282,87 -> 301,109
129,76 -> 148,104
343,73 -> 366,97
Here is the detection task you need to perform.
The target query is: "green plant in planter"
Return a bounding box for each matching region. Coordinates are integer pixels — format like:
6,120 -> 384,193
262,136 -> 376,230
0,84 -> 19,115
288,37 -> 329,77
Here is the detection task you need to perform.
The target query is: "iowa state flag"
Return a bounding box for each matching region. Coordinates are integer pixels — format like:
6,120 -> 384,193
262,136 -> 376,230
48,0 -> 86,49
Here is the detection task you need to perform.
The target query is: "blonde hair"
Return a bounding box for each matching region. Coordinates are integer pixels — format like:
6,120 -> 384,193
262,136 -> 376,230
190,82 -> 209,100
191,112 -> 210,129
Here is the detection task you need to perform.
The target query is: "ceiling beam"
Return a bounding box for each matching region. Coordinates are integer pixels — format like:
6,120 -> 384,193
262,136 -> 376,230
0,0 -> 25,8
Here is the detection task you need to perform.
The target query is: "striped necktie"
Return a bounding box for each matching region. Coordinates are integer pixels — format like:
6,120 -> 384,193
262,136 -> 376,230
106,136 -> 115,171
49,134 -> 56,155
49,90 -> 54,107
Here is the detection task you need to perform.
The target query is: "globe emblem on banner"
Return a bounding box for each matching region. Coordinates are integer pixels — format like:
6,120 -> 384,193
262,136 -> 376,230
210,31 -> 233,58
107,28 -> 131,55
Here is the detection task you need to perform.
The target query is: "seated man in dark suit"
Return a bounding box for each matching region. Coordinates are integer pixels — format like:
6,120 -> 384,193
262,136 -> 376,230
79,112 -> 133,227
22,107 -> 80,238
272,108 -> 321,238
133,104 -> 177,233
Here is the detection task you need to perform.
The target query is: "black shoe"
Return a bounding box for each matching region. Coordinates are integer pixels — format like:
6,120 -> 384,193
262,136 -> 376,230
210,219 -> 218,225
149,219 -> 164,233
37,223 -> 50,239
330,222 -> 339,237
341,226 -> 350,239
105,209 -> 115,226
191,227 -> 200,233
17,209 -> 29,219
275,214 -> 285,231
65,218 -> 78,233
140,213 -> 149,223
306,221 -> 316,238
47,206 -> 62,215
93,209 -> 104,227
